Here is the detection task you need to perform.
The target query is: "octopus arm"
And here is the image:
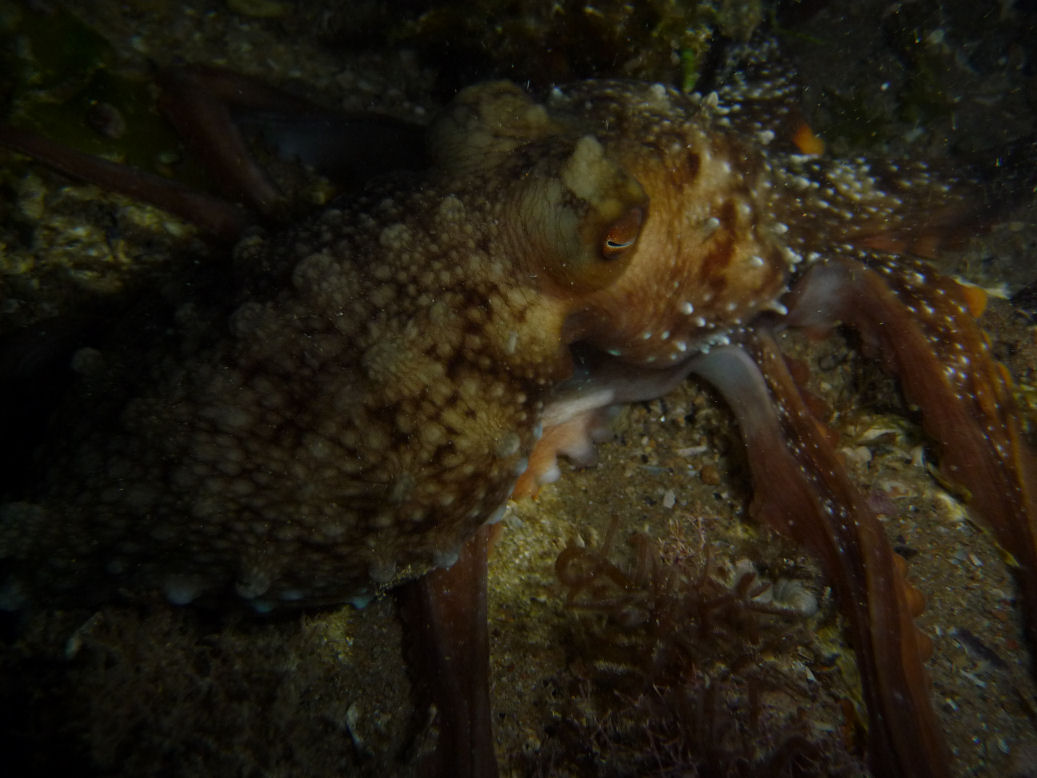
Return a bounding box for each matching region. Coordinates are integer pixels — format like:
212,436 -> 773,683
788,254 -> 1037,659
514,355 -> 695,496
157,66 -> 428,211
0,65 -> 428,239
690,336 -> 947,778
713,37 -> 820,154
397,524 -> 498,778
0,123 -> 250,240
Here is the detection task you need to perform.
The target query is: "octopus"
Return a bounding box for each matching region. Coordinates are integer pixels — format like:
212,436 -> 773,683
1,31 -> 1036,778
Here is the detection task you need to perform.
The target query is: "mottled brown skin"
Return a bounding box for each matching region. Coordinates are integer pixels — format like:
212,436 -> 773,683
0,78 -> 808,609
0,83 -> 622,607
2,66 -> 1035,778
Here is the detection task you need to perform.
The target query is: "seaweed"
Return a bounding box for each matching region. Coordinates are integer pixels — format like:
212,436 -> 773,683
534,515 -> 865,776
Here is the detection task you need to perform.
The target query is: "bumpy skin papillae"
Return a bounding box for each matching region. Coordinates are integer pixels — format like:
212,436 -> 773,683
0,82 -> 652,609
2,67 -> 1034,778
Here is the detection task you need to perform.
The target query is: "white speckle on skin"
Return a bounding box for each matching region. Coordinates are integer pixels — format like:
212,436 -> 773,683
433,547 -> 461,569
163,574 -> 208,605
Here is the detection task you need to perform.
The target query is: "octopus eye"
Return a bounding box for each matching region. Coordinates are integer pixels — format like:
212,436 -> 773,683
601,206 -> 644,260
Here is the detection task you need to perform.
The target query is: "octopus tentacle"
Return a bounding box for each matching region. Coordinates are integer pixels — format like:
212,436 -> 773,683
0,123 -> 250,240
0,66 -> 428,240
157,66 -> 430,203
713,37 -> 823,156
690,337 -> 947,778
514,354 -> 697,496
397,524 -> 498,778
787,254 -> 1037,659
